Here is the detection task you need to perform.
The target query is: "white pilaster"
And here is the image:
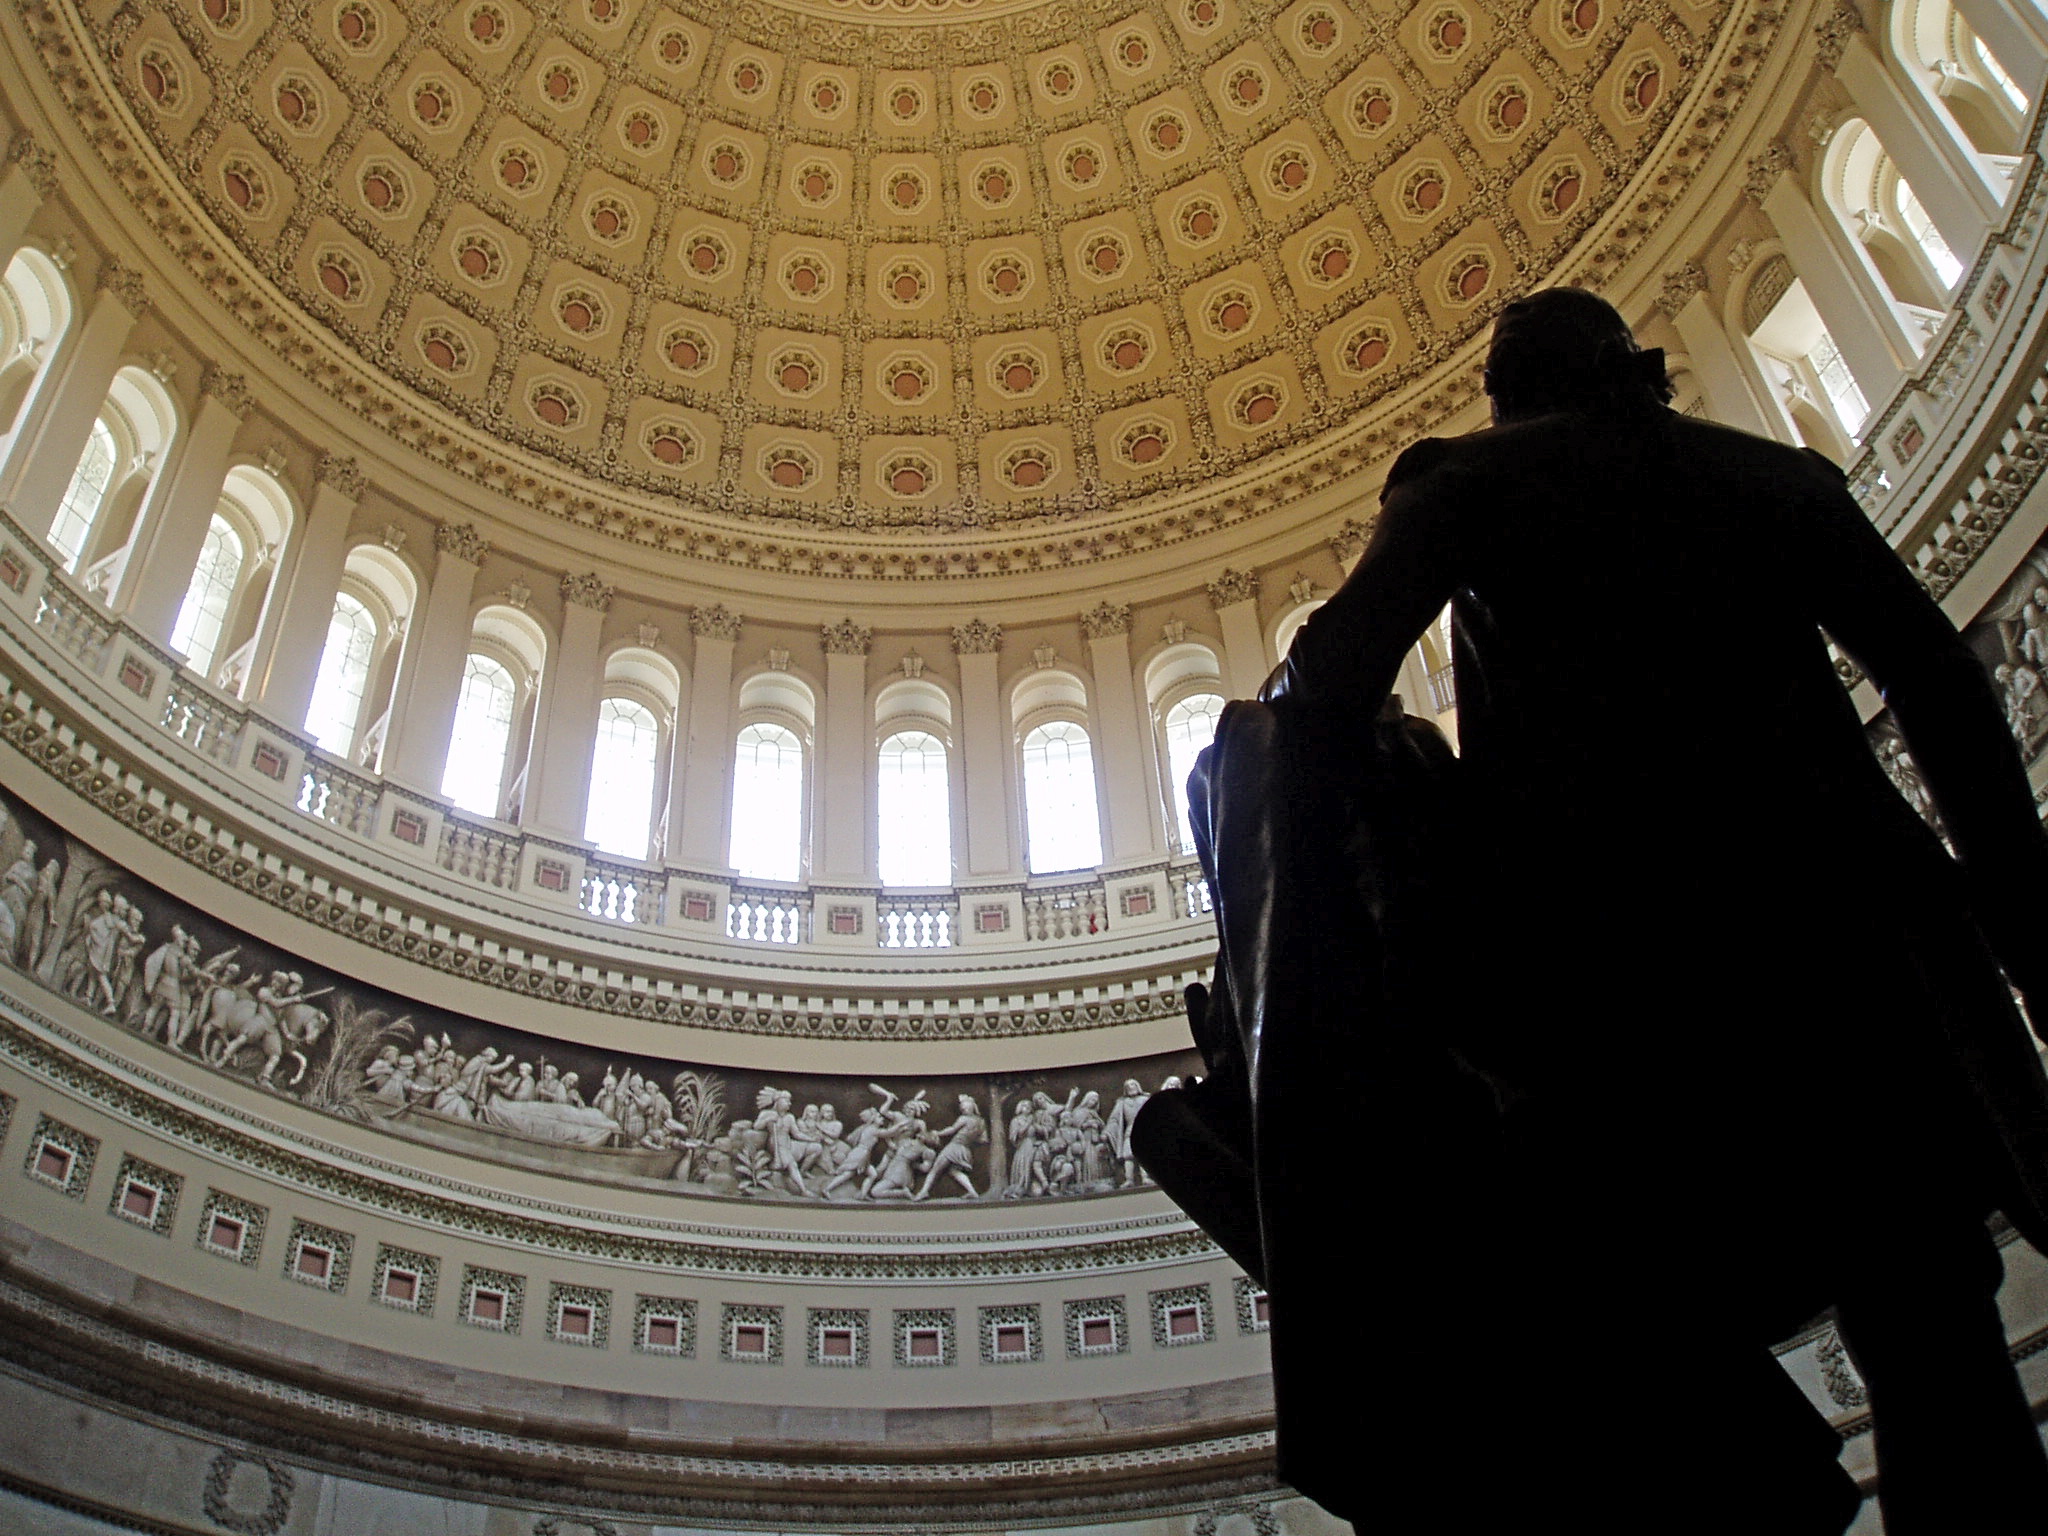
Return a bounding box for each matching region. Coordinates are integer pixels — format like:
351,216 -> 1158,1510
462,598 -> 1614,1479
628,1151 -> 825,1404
952,618 -> 1013,877
112,369 -> 252,643
1757,154 -> 1915,407
672,605 -> 738,867
0,263 -> 146,522
381,522 -> 486,795
0,135 -> 56,273
248,455 -> 362,725
817,618 -> 871,882
1209,570 -> 1269,699
1082,603 -> 1160,861
525,574 -> 611,841
1661,273 -> 1778,438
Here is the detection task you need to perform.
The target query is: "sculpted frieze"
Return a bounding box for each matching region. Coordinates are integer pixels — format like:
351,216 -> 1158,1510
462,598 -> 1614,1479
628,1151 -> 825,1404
0,781 -> 1198,1208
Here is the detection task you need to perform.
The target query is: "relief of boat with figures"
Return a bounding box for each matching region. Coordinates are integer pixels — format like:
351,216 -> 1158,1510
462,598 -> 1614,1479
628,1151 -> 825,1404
0,781 -> 1199,1203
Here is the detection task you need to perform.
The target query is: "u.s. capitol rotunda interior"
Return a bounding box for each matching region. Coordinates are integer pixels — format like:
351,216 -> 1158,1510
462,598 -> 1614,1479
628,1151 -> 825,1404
1,0 -> 2047,1525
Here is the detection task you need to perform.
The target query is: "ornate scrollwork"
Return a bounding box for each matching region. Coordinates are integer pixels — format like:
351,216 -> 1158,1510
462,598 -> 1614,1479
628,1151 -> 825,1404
560,572 -> 614,611
315,453 -> 365,499
1080,602 -> 1131,640
433,522 -> 490,565
6,132 -> 56,196
689,603 -> 741,641
1656,263 -> 1709,318
950,618 -> 1002,655
1743,140 -> 1794,201
97,258 -> 149,315
822,618 -> 873,656
1205,569 -> 1259,609
199,364 -> 254,420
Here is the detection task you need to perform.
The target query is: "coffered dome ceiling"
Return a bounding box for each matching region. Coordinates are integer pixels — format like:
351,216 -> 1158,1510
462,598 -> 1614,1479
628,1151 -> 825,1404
105,0 -> 1733,547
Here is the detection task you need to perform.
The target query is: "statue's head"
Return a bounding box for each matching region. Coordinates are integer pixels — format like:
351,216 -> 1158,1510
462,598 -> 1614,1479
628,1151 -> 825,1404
1484,287 -> 1671,425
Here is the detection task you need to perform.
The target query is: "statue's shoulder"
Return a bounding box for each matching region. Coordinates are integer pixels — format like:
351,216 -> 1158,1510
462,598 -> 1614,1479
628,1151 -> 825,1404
1384,435 -> 1457,494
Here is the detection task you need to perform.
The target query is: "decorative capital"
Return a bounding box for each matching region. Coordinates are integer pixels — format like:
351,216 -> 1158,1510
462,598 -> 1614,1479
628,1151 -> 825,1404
434,521 -> 489,565
501,577 -> 532,610
1330,517 -> 1372,562
822,617 -> 873,656
1656,263 -> 1709,318
690,603 -> 742,641
899,650 -> 925,678
560,571 -> 614,612
1743,141 -> 1794,201
1080,601 -> 1131,640
6,133 -> 56,197
950,617 -> 1002,655
1813,0 -> 1864,69
1206,568 -> 1259,609
98,258 -> 149,315
199,364 -> 253,420
315,452 -> 366,499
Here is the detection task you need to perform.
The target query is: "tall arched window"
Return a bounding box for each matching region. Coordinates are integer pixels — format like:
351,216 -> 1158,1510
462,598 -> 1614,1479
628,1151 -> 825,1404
1895,178 -> 1963,288
1021,720 -> 1103,874
879,730 -> 952,886
50,419 -> 114,570
585,697 -> 661,859
170,515 -> 244,678
729,722 -> 804,881
305,592 -> 378,757
1162,694 -> 1224,855
442,653 -> 517,817
1974,33 -> 2029,112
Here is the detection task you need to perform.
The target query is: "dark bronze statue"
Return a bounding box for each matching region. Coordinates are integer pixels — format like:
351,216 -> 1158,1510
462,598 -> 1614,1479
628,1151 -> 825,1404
1138,287 -> 2048,1533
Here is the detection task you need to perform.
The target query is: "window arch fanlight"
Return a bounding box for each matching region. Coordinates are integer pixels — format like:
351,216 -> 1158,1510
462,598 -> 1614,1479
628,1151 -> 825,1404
1898,0 -> 2029,157
442,604 -> 547,820
1823,119 -> 1957,313
1271,599 -> 1325,666
443,652 -> 519,817
304,544 -> 415,764
1021,719 -> 1104,874
875,675 -> 955,889
729,667 -> 815,883
586,696 -> 662,859
0,248 -> 73,437
169,513 -> 244,678
54,366 -> 178,587
878,729 -> 952,887
585,645 -> 681,861
1161,693 -> 1223,855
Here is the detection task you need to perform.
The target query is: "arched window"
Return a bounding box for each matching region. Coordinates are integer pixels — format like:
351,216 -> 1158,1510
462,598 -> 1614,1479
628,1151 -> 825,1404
305,591 -> 378,757
1162,694 -> 1224,855
442,653 -> 517,817
50,419 -> 114,570
1021,720 -> 1103,874
1895,178 -> 1963,288
170,515 -> 244,678
585,697 -> 661,859
1973,33 -> 2029,112
878,730 -> 952,886
729,722 -> 804,881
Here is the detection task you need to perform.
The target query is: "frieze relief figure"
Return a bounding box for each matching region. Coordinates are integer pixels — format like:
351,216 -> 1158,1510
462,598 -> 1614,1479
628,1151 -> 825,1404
0,781 -> 1197,1204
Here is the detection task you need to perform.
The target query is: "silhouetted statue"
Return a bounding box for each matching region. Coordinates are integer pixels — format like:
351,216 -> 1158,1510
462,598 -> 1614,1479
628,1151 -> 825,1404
1140,288 -> 2048,1534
